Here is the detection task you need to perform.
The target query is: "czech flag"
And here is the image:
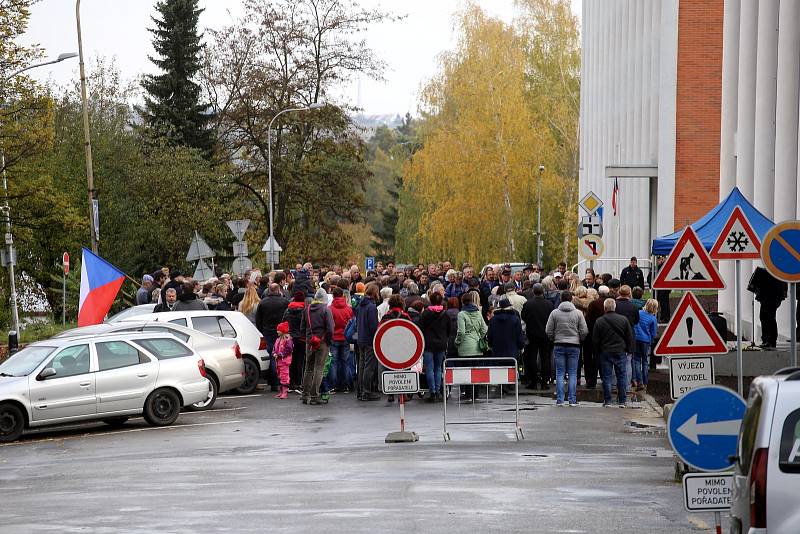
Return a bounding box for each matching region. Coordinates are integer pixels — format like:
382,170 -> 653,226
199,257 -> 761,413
78,248 -> 126,327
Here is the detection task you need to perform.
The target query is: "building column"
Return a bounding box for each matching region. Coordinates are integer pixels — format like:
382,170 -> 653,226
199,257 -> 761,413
734,0 -> 759,337
774,0 -> 800,222
752,0 -> 779,218
718,0 -> 741,333
774,0 -> 800,340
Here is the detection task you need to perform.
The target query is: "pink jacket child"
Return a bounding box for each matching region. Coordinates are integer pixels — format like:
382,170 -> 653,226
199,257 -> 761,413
273,322 -> 294,399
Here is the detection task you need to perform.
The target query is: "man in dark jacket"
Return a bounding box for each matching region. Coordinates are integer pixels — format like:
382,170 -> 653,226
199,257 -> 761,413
154,287 -> 178,313
355,283 -> 381,401
751,267 -> 787,348
419,292 -> 451,402
160,270 -> 184,303
282,292 -> 307,390
488,297 -> 526,359
593,298 -> 634,407
293,262 -> 316,298
173,282 -> 207,311
520,284 -> 554,389
256,284 -> 290,389
614,285 -> 640,327
620,257 -> 645,290
299,289 -> 335,405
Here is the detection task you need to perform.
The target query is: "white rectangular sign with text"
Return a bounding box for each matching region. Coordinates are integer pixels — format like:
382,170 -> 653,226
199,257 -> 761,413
669,356 -> 714,400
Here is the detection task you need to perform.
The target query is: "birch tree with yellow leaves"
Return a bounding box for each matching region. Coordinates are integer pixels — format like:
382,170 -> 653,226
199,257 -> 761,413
397,1 -> 580,268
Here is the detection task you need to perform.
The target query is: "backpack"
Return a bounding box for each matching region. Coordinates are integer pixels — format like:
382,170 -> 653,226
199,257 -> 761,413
344,317 -> 358,344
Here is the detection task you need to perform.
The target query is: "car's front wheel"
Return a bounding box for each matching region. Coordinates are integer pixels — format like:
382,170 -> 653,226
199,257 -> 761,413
188,377 -> 218,411
143,388 -> 181,426
0,403 -> 24,443
235,357 -> 260,395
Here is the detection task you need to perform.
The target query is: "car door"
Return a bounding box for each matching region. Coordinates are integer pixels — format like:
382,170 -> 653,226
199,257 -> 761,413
730,390 -> 763,533
768,397 -> 800,531
95,340 -> 158,414
28,343 -> 95,422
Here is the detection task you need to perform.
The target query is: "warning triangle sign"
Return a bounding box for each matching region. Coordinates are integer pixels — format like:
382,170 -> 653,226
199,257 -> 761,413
654,292 -> 727,356
710,206 -> 762,260
652,226 -> 725,290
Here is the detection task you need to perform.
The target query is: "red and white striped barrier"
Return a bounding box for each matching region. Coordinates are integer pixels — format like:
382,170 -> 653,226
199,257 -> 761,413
442,358 -> 524,442
445,367 -> 516,385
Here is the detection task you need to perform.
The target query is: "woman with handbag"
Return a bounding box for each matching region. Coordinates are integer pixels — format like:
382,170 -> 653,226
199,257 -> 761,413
455,291 -> 488,402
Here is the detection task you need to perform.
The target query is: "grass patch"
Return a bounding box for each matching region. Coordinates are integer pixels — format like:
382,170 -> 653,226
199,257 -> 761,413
19,320 -> 77,344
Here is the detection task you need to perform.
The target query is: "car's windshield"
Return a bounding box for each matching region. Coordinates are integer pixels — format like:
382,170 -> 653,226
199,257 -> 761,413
0,346 -> 57,376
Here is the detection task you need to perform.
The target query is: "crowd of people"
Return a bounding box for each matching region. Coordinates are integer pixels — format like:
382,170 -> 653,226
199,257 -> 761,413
134,257 -> 665,407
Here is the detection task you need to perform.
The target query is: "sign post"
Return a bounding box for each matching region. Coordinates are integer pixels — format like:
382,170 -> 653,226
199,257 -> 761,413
710,206 -> 762,396
669,385 -> 745,532
374,318 -> 424,443
62,252 -> 69,326
761,220 -> 800,367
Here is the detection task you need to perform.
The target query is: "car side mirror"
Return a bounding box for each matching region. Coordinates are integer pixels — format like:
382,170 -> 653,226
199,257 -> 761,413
38,367 -> 57,380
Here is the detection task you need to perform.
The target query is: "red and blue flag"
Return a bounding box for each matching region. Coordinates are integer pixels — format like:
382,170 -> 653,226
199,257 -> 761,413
78,248 -> 125,327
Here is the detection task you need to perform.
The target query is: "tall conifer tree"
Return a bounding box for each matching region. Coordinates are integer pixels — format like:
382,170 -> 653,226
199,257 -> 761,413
141,0 -> 212,154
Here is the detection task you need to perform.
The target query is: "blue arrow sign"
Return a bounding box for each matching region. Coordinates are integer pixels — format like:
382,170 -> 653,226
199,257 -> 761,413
668,385 -> 746,472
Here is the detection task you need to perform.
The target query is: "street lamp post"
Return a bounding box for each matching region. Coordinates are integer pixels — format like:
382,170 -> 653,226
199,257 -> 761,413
1,53 -> 78,340
76,0 -> 98,254
266,103 -> 324,270
537,164 -> 544,267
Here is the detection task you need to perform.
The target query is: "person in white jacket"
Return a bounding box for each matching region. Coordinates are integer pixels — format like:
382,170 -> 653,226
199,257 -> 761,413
545,290 -> 589,406
376,287 -> 393,321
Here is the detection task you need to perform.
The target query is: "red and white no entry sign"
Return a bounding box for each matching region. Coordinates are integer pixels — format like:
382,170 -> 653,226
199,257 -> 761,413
63,252 -> 70,274
373,318 -> 424,371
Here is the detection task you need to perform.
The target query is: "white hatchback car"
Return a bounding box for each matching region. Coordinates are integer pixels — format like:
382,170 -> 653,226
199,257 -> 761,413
0,333 -> 210,442
729,367 -> 800,534
119,311 -> 269,394
54,321 -> 246,410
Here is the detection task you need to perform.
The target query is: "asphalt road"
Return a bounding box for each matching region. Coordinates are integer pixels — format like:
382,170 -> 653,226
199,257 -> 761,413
0,391 -> 721,533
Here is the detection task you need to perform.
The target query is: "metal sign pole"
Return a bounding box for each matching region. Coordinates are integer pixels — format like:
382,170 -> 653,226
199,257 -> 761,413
791,283 -> 797,367
399,392 -> 405,433
62,269 -> 66,326
714,511 -> 721,534
735,260 -> 743,396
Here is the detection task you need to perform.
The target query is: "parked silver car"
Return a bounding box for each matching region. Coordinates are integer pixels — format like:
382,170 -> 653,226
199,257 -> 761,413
120,311 -> 269,394
54,321 -> 245,410
730,367 -> 800,534
106,304 -> 157,323
0,332 -> 209,442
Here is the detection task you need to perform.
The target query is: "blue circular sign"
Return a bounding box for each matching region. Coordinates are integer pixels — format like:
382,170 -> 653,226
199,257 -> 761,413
762,221 -> 800,282
668,386 -> 746,472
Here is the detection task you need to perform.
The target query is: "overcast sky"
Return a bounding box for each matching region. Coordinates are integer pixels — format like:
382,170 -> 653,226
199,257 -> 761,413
21,0 -> 580,116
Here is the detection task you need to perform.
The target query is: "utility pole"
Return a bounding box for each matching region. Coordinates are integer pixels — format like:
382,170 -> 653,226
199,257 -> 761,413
77,0 -> 98,253
537,164 -> 544,267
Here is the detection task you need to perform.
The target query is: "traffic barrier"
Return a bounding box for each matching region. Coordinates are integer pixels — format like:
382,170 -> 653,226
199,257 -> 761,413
442,357 -> 524,442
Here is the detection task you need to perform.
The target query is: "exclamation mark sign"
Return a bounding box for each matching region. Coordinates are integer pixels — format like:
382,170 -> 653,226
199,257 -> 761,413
686,317 -> 694,345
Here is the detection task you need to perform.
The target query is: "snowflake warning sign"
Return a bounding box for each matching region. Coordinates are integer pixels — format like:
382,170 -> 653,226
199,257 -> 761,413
710,206 -> 762,260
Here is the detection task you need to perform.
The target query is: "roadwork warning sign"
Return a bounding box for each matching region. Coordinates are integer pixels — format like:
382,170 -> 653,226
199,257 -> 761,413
683,473 -> 733,512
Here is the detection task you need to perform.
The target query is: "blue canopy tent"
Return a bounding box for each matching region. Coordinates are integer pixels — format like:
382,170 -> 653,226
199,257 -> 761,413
651,187 -> 775,255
